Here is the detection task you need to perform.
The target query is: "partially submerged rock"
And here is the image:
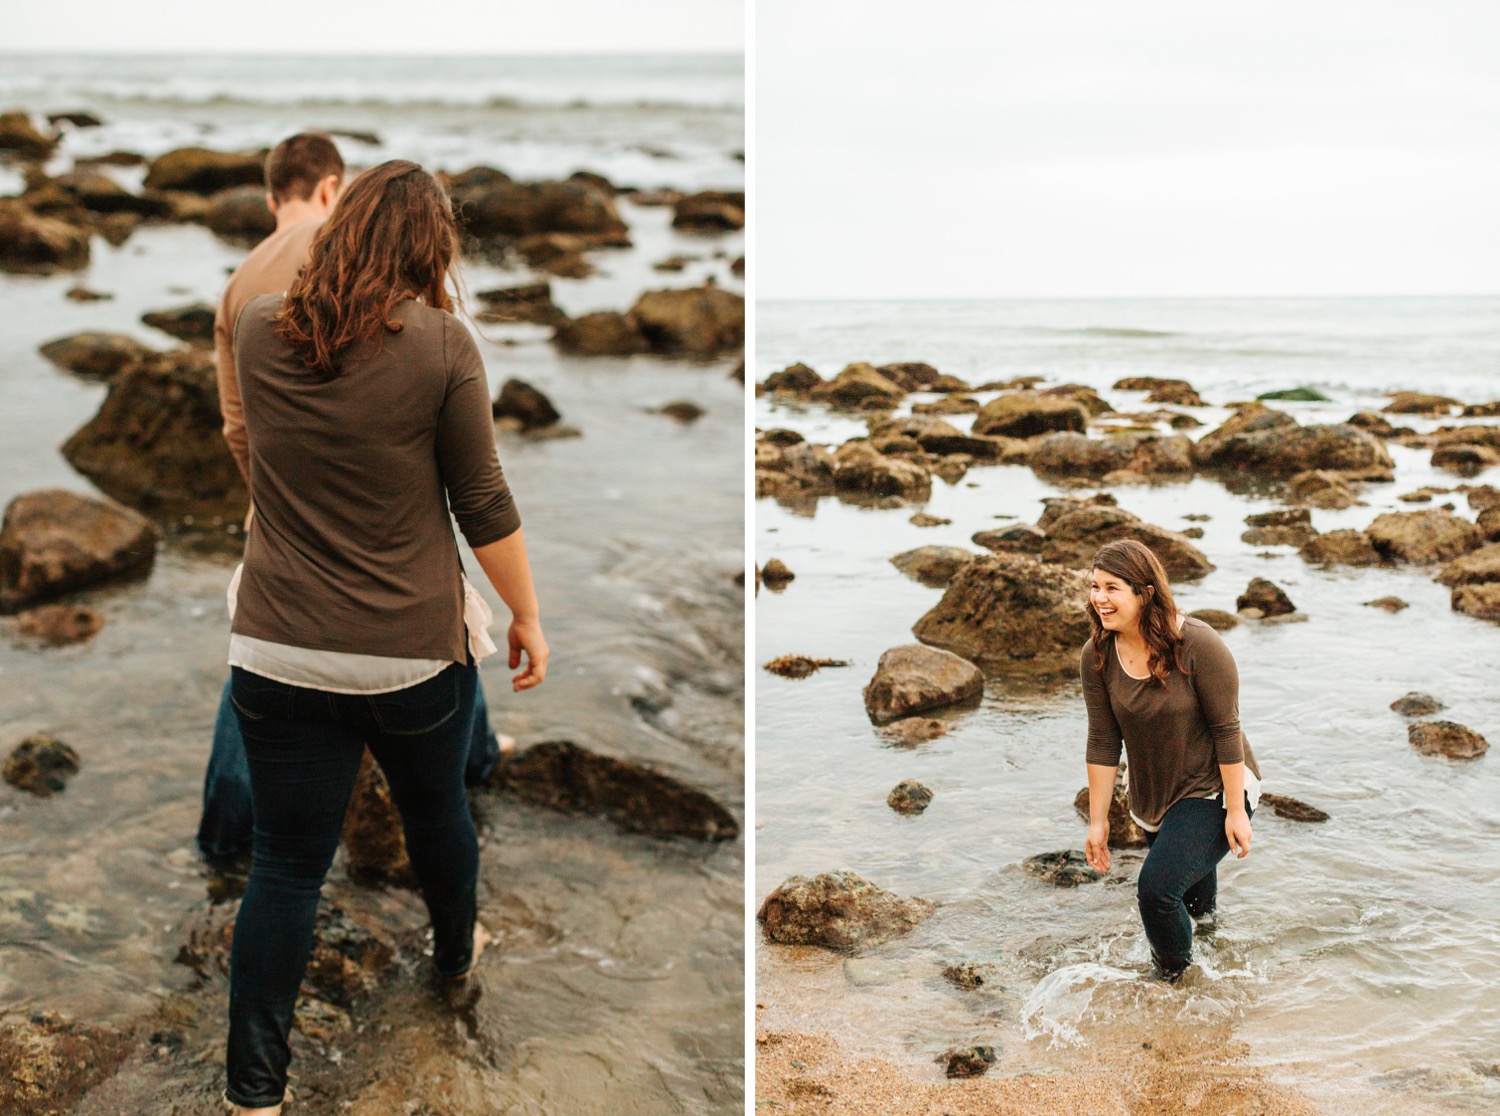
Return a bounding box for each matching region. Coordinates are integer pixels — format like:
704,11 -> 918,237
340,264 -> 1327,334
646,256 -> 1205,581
761,557 -> 795,585
887,779 -> 934,815
1193,406 -> 1393,477
1039,505 -> 1213,580
1242,507 -> 1317,547
1366,510 -> 1482,565
1188,609 -> 1239,631
1073,772 -> 1148,848
1288,470 -> 1358,509
140,303 -> 216,346
972,523 -> 1046,554
764,654 -> 849,678
0,110 -> 58,157
0,198 -> 90,273
1237,578 -> 1296,618
881,717 -> 949,746
143,147 -> 265,194
38,332 -> 154,382
1259,793 -> 1329,822
863,643 -> 983,724
628,286 -> 745,357
204,184 -> 276,241
491,378 -> 563,431
1408,721 -> 1488,760
942,961 -> 1002,991
1383,392 -> 1459,416
0,489 -> 157,613
763,362 -> 822,394
832,441 -> 931,501
973,393 -> 1087,439
449,173 -> 629,243
1299,529 -> 1384,567
1391,692 -> 1444,717
758,870 -> 935,950
496,740 -> 739,841
1365,596 -> 1409,612
940,1046 -> 997,1079
13,604 -> 103,645
1115,376 -> 1204,406
3,734 -> 81,796
1022,849 -> 1104,886
808,363 -> 905,409
1258,387 -> 1330,402
671,189 -> 745,231
475,281 -> 567,326
554,310 -> 648,355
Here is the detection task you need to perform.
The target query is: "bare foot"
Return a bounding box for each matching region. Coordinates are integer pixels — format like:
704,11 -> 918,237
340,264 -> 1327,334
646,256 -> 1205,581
224,1088 -> 284,1114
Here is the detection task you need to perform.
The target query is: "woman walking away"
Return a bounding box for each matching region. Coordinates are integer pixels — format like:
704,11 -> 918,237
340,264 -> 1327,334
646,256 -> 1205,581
222,160 -> 548,1114
1080,539 -> 1259,983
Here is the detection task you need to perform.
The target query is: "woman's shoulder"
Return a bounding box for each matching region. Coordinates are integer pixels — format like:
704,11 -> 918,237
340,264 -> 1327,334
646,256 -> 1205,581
234,293 -> 286,344
1177,615 -> 1235,663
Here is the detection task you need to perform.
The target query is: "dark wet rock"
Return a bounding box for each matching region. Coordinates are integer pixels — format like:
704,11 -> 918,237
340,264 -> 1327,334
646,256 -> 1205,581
758,870 -> 935,950
14,604 -> 104,645
450,175 -> 629,244
0,1010 -> 132,1116
48,110 -> 104,128
763,361 -> 822,394
64,286 -> 112,302
1113,376 -> 1203,405
868,414 -> 1011,460
1027,431 -> 1134,478
656,400 -> 704,423
671,189 -> 744,231
890,546 -> 976,587
863,643 -> 983,724
1432,443 -> 1500,476
1236,576 -> 1299,619
973,392 -> 1087,439
1073,770 -> 1148,847
1452,583 -> 1500,621
50,169 -> 170,216
202,184 -> 276,240
913,554 -> 1090,677
1188,609 -> 1239,631
3,734 -> 81,796
1384,391 -> 1459,416
0,111 -> 57,157
1258,387 -> 1330,402
515,231 -> 595,277
882,717 -> 949,746
628,286 -> 744,357
492,378 -> 563,431
496,739 -> 738,841
1260,793 -> 1329,822
0,198 -> 90,273
807,363 -> 905,409
340,750 -> 414,886
940,1046 -> 997,1079
1391,692 -> 1444,717
143,146 -> 265,194
140,302 -> 216,346
1347,411 -> 1397,437
0,489 -> 157,613
1023,849 -> 1104,887
1039,505 -> 1214,580
942,962 -> 1002,991
1181,526 -> 1204,538
1042,383 -> 1113,416
761,557 -> 795,585
1477,506 -> 1500,542
909,512 -> 950,527
1193,405 -> 1393,476
1366,510 -> 1483,564
553,310 -> 648,355
60,347 -> 248,521
1242,507 -> 1317,547
1288,469 -> 1358,509
1037,494 -> 1118,530
1365,596 -> 1409,612
914,395 -> 981,415
1299,528 -> 1383,567
38,332 -> 154,382
869,362 -> 938,391
763,654 -> 849,678
887,779 -> 933,815
652,253 -> 694,272
831,440 -> 931,501
755,434 -> 836,502
972,522 -> 1046,554
1408,721 -> 1488,760
762,428 -> 806,447
475,280 -> 567,327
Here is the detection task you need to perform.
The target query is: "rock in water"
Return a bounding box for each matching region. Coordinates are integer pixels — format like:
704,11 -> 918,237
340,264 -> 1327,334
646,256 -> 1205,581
757,870 -> 935,950
671,189 -> 745,231
3,734 -> 81,796
972,523 -> 1046,554
0,1011 -> 132,1116
474,280 -> 567,326
0,198 -> 90,273
0,110 -> 58,157
1259,793 -> 1330,822
140,302 -> 216,346
1391,692 -> 1444,717
882,717 -> 949,745
1237,577 -> 1296,617
204,184 -> 276,241
60,347 -> 248,521
1408,721 -> 1489,759
1073,773 -> 1148,848
890,546 -> 976,587
887,779 -> 934,815
862,643 -> 983,724
38,332 -> 154,381
1242,507 -> 1317,547
1022,849 -> 1105,886
0,489 -> 157,613
1365,596 -> 1409,612
941,1046 -> 998,1078
14,604 -> 104,645
972,393 -> 1087,439
1289,469 -> 1358,509
340,750 -> 414,886
1300,529 -> 1384,567
554,311 -> 648,355
763,362 -> 822,394
763,654 -> 849,678
1192,406 -> 1393,476
143,147 -> 266,193
1367,510 -> 1483,564
1039,505 -> 1213,580
496,740 -> 738,841
913,554 -> 1091,677
942,962 -> 1002,991
491,378 -> 563,431
761,557 -> 795,586
1189,609 -> 1240,631
449,175 -> 630,242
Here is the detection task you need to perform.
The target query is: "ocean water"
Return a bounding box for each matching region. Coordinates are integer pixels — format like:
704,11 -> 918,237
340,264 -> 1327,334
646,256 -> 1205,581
755,297 -> 1500,1114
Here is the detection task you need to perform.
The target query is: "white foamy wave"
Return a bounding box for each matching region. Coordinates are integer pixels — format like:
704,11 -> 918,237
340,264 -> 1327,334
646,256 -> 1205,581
1022,962 -> 1142,1046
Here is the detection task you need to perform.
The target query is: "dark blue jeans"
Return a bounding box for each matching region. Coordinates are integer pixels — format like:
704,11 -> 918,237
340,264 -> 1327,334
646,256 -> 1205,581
1137,793 -> 1254,976
197,670 -> 500,866
224,663 -> 481,1108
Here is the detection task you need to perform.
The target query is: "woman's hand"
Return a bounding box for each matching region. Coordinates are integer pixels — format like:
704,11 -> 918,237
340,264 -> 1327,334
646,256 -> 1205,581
1225,808 -> 1252,858
507,618 -> 548,691
1085,821 -> 1111,873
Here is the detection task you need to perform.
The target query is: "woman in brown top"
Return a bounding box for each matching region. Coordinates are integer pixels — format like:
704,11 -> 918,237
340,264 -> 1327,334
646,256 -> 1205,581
222,161 -> 548,1115
1080,540 -> 1260,982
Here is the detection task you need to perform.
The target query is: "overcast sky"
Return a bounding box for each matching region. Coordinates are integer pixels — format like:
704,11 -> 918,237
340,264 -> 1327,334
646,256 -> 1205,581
6,0 -> 743,54
757,0 -> 1500,299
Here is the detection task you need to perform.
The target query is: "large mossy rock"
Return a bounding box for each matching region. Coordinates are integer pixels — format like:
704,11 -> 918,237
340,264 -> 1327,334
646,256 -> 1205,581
1193,405 -> 1393,476
862,643 -> 983,724
60,347 -> 248,521
0,489 -> 157,613
758,870 -> 935,951
912,554 -> 1090,677
142,147 -> 266,194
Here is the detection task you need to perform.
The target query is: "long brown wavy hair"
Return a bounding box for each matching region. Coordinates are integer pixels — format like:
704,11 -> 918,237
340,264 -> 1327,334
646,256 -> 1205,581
277,160 -> 459,377
1087,539 -> 1186,686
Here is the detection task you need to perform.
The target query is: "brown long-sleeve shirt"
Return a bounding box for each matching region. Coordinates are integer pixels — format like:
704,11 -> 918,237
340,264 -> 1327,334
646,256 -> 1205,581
214,216 -> 325,486
230,294 -> 520,663
1082,617 -> 1260,827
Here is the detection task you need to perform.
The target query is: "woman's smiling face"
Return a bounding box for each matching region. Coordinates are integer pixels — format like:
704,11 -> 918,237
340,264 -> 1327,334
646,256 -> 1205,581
1090,567 -> 1142,633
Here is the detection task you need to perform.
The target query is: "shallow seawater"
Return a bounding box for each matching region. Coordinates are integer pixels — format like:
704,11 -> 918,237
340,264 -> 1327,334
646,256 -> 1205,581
0,63 -> 744,1114
755,297 -> 1500,1114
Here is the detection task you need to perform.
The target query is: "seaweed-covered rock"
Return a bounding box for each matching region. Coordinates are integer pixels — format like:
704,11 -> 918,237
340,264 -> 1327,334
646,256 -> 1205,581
940,1046 -> 997,1079
1236,578 -> 1296,617
1258,387 -> 1329,402
0,1011 -> 131,1116
1022,849 -> 1104,886
496,740 -> 738,841
942,962 -> 1002,991
0,199 -> 90,273
143,147 -> 265,194
913,554 -> 1090,677
887,779 -> 934,815
38,332 -> 154,382
863,644 -> 983,724
757,870 -> 935,950
1039,505 -> 1213,580
973,392 -> 1087,439
1408,721 -> 1488,760
3,734 -> 81,796
0,489 -> 157,613
1366,510 -> 1483,565
628,286 -> 744,357
491,378 -> 563,431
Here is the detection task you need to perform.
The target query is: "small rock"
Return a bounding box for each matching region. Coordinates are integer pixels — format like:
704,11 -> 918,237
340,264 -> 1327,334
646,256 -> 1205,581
14,604 -> 103,645
1391,692 -> 1444,717
1365,596 -> 1409,612
3,733 -> 81,796
909,513 -> 951,527
881,718 -> 949,746
1300,529 -> 1383,567
889,546 -> 975,587
758,870 -> 935,950
863,644 -> 984,724
1188,609 -> 1239,632
1181,526 -> 1204,539
1408,721 -> 1488,759
491,378 -> 563,431
1258,387 -> 1330,402
1288,470 -> 1358,509
294,997 -> 352,1045
763,654 -> 849,678
940,1046 -> 997,1079
655,400 -> 704,423
942,962 -> 1001,992
1073,774 -> 1147,848
64,286 -> 112,302
1259,793 -> 1329,822
761,558 -> 795,585
1383,391 -> 1459,416
887,779 -> 933,815
1236,577 -> 1296,617
1022,849 -> 1104,886
140,302 -> 216,346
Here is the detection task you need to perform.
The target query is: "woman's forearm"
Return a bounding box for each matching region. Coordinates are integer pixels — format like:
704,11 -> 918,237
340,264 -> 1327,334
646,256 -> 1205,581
472,528 -> 540,623
1220,761 -> 1247,811
1087,763 -> 1118,826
